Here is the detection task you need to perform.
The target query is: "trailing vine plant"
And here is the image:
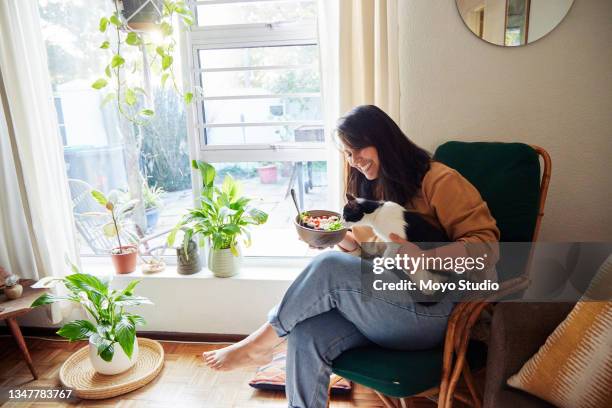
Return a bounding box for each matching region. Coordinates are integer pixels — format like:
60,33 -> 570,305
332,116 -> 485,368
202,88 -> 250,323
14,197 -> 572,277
92,0 -> 195,124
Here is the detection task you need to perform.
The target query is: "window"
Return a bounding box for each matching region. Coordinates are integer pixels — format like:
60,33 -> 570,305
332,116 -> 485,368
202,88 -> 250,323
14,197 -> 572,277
38,0 -> 330,261
186,0 -> 330,257
38,0 -> 192,258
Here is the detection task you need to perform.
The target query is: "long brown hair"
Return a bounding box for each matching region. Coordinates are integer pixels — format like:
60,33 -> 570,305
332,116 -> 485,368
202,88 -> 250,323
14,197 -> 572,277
336,105 -> 431,204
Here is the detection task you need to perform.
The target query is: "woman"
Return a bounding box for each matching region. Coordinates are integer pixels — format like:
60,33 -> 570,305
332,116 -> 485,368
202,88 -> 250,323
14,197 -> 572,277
204,105 -> 499,408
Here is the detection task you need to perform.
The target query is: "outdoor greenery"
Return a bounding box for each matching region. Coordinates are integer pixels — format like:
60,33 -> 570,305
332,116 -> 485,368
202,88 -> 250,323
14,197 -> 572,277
140,89 -> 191,192
31,269 -> 151,362
167,160 -> 268,256
142,181 -> 164,210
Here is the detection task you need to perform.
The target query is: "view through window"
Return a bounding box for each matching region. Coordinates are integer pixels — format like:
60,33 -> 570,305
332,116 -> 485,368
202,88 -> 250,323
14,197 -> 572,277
39,0 -> 330,260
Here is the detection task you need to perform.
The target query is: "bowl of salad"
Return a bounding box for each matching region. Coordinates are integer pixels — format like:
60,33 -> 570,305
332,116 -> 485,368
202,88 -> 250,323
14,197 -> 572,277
294,210 -> 347,248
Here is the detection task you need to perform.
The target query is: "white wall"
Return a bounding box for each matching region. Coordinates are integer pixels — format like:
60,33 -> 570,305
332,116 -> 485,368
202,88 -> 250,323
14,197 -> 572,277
398,0 -> 612,241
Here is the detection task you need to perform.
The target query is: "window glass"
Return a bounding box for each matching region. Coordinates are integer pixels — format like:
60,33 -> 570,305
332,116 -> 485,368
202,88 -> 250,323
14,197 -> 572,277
196,0 -> 317,27
38,0 -> 191,257
212,161 -> 330,257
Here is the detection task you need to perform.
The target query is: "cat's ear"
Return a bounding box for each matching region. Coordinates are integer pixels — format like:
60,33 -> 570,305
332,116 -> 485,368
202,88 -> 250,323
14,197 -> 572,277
345,192 -> 356,202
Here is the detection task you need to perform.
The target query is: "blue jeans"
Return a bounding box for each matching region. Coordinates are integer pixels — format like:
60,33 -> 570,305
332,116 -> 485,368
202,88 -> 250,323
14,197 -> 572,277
268,251 -> 454,408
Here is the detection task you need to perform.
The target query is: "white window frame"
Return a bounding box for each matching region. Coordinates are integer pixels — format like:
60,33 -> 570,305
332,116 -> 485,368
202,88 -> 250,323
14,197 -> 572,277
182,0 -> 326,164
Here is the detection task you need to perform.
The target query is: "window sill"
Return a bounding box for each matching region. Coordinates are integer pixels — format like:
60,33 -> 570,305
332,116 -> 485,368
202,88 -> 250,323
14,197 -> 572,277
80,256 -> 308,282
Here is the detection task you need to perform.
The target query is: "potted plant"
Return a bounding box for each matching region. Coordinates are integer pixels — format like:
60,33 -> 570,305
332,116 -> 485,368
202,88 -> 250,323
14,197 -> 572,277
119,0 -> 164,30
31,269 -> 152,375
143,181 -> 164,232
168,160 -> 268,277
3,273 -> 23,300
90,190 -> 140,274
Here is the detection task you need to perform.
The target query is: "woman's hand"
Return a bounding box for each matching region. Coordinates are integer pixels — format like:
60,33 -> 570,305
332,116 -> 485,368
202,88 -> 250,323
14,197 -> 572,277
388,233 -> 427,258
336,231 -> 360,253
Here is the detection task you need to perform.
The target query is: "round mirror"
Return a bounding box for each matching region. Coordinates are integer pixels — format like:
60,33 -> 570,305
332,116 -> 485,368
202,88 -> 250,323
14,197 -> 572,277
456,0 -> 574,46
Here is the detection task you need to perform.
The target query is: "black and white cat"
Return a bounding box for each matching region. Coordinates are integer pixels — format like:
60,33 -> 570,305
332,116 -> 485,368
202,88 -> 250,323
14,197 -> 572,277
342,193 -> 449,245
342,193 -> 450,295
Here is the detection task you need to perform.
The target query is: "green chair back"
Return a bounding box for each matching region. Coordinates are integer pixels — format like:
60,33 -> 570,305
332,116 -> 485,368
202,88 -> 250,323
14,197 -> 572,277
433,141 -> 541,282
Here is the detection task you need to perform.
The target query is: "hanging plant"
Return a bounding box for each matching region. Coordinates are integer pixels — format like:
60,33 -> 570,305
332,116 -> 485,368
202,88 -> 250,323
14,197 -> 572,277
92,0 -> 195,124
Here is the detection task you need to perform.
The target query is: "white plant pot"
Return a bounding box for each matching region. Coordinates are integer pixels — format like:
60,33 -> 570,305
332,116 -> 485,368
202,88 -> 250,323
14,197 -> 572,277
208,248 -> 241,278
88,337 -> 139,375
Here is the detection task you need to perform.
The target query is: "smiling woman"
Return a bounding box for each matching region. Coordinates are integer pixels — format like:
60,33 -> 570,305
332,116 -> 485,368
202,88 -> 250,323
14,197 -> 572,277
337,105 -> 431,204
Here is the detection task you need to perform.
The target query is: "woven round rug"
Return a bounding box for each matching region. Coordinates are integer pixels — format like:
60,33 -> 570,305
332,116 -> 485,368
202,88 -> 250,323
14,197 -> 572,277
59,338 -> 164,400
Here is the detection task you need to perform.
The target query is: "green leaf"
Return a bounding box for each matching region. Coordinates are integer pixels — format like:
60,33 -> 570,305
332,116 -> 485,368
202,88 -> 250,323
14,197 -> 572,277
183,229 -> 193,258
91,78 -> 108,90
91,334 -> 114,362
160,22 -> 173,36
91,190 -> 108,206
104,64 -> 112,78
155,46 -> 165,57
115,316 -> 136,358
114,295 -> 153,307
125,88 -> 136,106
192,160 -> 216,188
99,17 -> 109,32
31,293 -> 67,308
101,92 -> 116,107
57,320 -> 96,341
111,54 -> 125,68
126,32 -> 141,46
230,243 -> 239,256
167,226 -> 179,247
246,208 -> 268,225
184,92 -> 193,104
162,55 -> 173,70
222,224 -> 241,234
161,73 -> 170,87
65,273 -> 108,296
121,280 -> 141,297
100,41 -> 110,49
128,314 -> 146,326
110,14 -> 121,27
139,109 -> 154,116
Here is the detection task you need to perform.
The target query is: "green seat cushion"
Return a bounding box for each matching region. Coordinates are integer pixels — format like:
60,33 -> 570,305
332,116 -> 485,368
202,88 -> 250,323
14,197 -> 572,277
433,142 -> 541,281
332,340 -> 487,398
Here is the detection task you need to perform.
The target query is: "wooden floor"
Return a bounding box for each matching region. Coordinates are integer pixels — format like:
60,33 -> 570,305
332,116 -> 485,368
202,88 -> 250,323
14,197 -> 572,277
0,336 -> 459,408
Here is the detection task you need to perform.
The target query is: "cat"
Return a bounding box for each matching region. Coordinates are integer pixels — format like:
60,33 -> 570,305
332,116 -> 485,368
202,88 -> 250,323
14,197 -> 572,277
341,193 -> 451,296
342,193 -> 450,246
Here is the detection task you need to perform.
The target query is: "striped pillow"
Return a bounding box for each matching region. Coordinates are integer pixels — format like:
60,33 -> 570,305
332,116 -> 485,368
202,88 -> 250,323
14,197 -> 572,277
507,255 -> 612,408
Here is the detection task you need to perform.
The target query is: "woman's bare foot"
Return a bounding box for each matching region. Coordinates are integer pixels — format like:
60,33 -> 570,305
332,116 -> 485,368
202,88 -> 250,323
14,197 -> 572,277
202,322 -> 281,371
202,342 -> 273,371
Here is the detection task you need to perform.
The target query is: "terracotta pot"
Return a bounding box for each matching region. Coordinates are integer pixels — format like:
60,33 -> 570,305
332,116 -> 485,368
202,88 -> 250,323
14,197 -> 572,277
5,284 -> 23,300
111,246 -> 138,274
257,165 -> 278,184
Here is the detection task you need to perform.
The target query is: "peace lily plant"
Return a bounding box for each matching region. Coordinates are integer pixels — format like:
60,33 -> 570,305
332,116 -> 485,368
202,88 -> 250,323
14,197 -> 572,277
31,265 -> 152,375
168,160 -> 268,277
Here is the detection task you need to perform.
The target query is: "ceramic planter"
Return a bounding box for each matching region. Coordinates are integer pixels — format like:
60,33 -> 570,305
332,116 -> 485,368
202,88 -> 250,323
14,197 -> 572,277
88,337 -> 139,375
177,239 -> 202,275
208,248 -> 241,278
4,284 -> 23,300
120,0 -> 163,30
145,207 -> 160,232
111,246 -> 138,274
